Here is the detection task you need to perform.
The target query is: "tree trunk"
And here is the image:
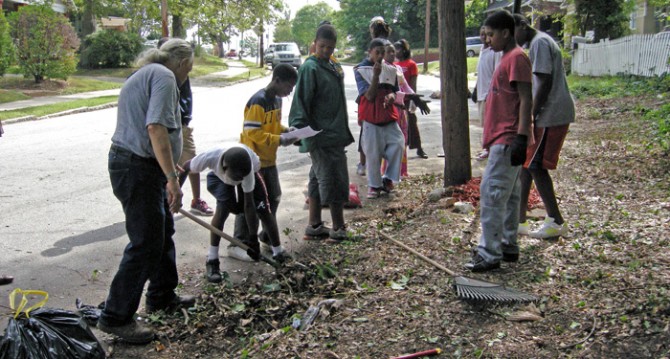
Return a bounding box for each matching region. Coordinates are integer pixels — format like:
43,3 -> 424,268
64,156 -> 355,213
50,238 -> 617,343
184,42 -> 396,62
161,0 -> 169,37
259,23 -> 265,68
423,0 -> 431,74
438,0 -> 471,186
216,35 -> 224,57
81,0 -> 96,38
172,14 -> 185,38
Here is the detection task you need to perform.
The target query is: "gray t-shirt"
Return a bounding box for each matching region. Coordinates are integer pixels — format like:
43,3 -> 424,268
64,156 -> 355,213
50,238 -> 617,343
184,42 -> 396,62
111,63 -> 182,161
529,32 -> 575,127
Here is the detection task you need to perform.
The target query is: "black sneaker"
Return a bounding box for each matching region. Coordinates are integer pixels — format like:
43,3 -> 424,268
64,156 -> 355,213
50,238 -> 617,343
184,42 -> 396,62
272,251 -> 292,264
464,253 -> 500,272
97,321 -> 154,344
146,295 -> 196,314
502,252 -> 519,262
205,259 -> 223,283
417,148 -> 428,159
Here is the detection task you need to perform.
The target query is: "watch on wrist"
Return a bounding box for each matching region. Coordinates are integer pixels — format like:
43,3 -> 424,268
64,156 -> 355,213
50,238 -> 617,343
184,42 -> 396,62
166,170 -> 179,180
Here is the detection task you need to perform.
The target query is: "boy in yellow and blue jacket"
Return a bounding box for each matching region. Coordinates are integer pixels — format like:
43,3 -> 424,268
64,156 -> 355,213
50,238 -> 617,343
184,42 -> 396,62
230,64 -> 298,261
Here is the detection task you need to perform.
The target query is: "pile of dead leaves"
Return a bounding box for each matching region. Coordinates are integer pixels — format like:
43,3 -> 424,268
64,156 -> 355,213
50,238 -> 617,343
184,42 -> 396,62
107,94 -> 669,358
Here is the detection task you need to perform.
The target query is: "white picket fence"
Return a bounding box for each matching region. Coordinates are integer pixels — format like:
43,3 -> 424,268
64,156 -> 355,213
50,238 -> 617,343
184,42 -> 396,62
572,34 -> 670,77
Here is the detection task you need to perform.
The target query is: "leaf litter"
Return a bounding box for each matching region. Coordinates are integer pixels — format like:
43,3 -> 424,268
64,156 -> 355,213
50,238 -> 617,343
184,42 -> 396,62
104,95 -> 669,358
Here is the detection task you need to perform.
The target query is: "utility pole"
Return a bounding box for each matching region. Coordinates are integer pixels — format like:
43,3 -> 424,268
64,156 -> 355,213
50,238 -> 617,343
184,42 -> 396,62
513,0 -> 522,14
161,0 -> 169,37
422,0 -> 431,74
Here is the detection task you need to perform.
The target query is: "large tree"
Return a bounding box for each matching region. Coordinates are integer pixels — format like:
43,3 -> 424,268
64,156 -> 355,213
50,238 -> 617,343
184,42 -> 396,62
568,0 -> 634,42
9,3 -> 80,83
273,12 -> 294,43
338,0 -> 439,57
0,11 -> 13,77
464,0 -> 487,36
291,2 -> 333,52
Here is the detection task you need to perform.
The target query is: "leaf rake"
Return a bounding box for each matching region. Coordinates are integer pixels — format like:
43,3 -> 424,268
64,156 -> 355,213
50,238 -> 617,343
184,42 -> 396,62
179,209 -> 279,268
379,232 -> 537,304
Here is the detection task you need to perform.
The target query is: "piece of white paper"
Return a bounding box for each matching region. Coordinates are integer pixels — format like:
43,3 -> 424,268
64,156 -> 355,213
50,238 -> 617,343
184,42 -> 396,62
283,126 -> 321,142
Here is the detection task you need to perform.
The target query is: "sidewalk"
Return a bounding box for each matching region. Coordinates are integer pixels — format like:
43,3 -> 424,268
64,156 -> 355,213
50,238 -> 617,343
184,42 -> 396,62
0,60 -> 254,116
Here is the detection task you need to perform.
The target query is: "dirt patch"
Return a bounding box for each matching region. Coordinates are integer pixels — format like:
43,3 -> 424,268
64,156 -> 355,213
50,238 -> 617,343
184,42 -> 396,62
1,78 -> 69,97
100,95 -> 669,358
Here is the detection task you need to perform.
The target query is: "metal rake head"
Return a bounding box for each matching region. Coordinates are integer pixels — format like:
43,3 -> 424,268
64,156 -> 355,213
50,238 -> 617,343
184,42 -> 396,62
453,276 -> 538,304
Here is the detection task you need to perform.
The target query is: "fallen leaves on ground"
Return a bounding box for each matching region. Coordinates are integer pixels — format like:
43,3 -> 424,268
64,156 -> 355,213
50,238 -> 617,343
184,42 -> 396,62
106,95 -> 670,358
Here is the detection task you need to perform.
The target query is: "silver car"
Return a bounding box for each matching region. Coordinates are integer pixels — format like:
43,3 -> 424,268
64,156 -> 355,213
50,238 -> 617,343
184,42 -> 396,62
466,36 -> 483,57
268,42 -> 302,69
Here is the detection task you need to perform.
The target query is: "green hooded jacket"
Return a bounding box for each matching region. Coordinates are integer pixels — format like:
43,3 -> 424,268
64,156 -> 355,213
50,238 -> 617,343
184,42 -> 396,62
288,55 -> 354,153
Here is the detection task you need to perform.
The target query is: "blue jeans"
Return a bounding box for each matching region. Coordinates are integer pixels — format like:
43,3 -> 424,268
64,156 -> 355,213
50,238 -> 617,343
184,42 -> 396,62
99,145 -> 179,327
477,144 -> 521,263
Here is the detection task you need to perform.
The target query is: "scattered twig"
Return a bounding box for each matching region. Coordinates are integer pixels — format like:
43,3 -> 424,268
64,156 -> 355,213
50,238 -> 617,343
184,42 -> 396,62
181,307 -> 189,326
560,316 -> 597,349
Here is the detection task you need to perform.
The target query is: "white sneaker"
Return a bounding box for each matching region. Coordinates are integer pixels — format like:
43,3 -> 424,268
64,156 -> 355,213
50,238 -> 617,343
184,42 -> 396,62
356,163 -> 366,176
529,217 -> 568,239
227,245 -> 254,262
518,221 -> 530,236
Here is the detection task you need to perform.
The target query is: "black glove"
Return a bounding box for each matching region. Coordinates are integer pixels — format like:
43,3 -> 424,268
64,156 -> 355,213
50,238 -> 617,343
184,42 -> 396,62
407,94 -> 431,115
510,134 -> 528,166
471,87 -> 477,103
246,235 -> 261,261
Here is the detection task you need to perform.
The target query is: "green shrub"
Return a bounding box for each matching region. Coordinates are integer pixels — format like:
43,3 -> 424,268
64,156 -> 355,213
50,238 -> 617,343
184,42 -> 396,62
8,3 -> 79,83
561,47 -> 572,75
0,11 -> 14,76
644,102 -> 670,151
79,30 -> 144,69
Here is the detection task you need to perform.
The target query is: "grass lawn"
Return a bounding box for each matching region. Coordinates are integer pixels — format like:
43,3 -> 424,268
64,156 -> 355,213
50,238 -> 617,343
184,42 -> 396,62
0,53 -> 233,117
0,76 -> 122,104
425,56 -> 479,75
0,95 -> 118,121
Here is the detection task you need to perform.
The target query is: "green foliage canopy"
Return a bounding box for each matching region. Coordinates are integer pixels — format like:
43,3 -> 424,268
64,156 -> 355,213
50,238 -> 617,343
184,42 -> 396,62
291,2 -> 334,52
567,0 -> 634,42
338,0 -> 439,58
80,29 -> 144,68
8,3 -> 80,83
465,0 -> 488,36
273,16 -> 294,43
0,11 -> 14,76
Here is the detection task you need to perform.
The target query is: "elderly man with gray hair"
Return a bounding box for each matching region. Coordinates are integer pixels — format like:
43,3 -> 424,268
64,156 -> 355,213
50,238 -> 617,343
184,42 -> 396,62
97,38 -> 196,344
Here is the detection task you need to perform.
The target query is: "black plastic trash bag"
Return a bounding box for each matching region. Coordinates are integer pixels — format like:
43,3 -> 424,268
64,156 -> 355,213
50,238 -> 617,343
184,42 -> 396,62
0,289 -> 105,359
75,298 -> 104,327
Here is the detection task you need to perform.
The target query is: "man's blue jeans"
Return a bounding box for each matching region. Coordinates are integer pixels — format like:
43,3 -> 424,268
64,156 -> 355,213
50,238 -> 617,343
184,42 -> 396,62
477,144 -> 521,263
99,145 -> 179,327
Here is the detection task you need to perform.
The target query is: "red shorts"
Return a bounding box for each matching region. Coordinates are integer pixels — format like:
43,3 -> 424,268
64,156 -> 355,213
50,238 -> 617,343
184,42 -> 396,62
524,124 -> 569,170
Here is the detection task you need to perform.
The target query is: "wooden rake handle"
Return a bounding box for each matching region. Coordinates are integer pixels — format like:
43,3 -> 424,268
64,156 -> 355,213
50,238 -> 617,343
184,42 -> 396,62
178,209 -> 278,268
378,232 -> 457,276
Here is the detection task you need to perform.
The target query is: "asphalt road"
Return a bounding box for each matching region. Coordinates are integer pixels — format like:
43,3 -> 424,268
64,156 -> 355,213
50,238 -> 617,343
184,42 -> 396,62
0,66 -> 483,315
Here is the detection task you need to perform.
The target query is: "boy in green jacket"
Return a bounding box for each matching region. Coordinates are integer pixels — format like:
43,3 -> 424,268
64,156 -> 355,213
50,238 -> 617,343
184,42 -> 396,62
289,24 -> 355,243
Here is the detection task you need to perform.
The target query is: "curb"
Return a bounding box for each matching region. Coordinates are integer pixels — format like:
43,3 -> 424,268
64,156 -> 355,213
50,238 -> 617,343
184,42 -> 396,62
2,101 -> 118,125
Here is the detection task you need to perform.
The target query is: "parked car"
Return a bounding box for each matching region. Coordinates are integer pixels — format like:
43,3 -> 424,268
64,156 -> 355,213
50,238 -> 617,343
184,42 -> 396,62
465,36 -> 483,57
226,49 -> 238,58
268,42 -> 301,69
264,44 -> 276,64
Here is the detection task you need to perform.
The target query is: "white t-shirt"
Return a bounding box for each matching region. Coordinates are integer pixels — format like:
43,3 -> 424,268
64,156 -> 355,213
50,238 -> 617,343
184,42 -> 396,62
476,47 -> 502,102
529,32 -> 575,127
189,144 -> 261,193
